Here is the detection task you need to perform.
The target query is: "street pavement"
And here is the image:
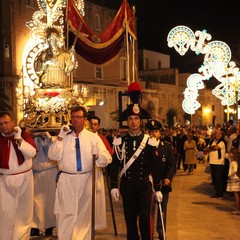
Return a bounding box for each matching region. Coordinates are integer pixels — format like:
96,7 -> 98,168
30,163 -> 240,240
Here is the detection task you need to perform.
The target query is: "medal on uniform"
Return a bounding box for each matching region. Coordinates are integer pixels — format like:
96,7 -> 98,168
162,155 -> 166,162
133,140 -> 136,151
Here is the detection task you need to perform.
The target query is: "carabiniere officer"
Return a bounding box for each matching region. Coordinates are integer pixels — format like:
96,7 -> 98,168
146,120 -> 176,240
110,102 -> 163,240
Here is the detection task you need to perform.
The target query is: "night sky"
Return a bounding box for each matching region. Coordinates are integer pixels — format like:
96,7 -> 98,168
88,0 -> 240,73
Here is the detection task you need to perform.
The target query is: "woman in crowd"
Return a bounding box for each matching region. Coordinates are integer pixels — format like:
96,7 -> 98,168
206,129 -> 226,199
184,132 -> 198,175
226,147 -> 240,215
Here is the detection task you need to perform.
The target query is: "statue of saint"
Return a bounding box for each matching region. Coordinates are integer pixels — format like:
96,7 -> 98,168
35,28 -> 77,88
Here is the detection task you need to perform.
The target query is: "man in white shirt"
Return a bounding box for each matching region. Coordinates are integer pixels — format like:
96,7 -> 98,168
48,106 -> 110,240
0,111 -> 37,240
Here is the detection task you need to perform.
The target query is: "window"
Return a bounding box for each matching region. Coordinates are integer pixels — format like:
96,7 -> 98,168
95,13 -> 101,31
25,0 -> 35,7
158,60 -> 161,69
212,105 -> 215,111
145,57 -> 149,70
120,58 -> 127,81
95,66 -> 103,79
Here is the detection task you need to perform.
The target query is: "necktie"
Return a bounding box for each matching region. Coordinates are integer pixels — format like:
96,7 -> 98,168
75,138 -> 82,171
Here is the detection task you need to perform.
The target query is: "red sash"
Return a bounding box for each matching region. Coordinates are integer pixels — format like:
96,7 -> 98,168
0,129 -> 36,169
99,134 -> 113,155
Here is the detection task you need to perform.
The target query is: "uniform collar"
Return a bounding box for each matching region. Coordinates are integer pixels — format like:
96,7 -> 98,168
128,130 -> 142,137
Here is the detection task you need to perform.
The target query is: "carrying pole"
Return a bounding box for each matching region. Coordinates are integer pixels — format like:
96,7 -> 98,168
91,155 -> 96,240
158,203 -> 166,240
105,167 -> 118,236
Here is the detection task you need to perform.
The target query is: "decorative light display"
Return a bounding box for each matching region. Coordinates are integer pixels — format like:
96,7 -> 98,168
167,25 -> 240,115
17,0 -> 86,129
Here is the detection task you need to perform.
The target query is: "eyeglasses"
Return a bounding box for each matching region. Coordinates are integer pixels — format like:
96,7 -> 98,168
71,115 -> 84,120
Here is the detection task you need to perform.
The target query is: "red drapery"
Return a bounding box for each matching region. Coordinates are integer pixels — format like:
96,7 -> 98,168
67,0 -> 136,65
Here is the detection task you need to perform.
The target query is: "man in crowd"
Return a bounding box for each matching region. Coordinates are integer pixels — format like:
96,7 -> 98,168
176,128 -> 187,171
48,106 -> 110,239
146,120 -> 176,240
0,111 -> 37,240
89,115 -> 113,155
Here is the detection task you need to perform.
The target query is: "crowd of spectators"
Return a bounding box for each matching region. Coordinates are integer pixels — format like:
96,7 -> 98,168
101,120 -> 240,203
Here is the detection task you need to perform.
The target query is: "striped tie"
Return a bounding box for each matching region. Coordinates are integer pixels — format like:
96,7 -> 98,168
75,138 -> 82,171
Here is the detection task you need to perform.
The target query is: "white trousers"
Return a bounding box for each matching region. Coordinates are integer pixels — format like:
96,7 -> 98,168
0,170 -> 33,240
55,172 -> 92,240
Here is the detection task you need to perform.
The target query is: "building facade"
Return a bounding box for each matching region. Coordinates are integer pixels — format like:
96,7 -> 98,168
0,0 -> 225,129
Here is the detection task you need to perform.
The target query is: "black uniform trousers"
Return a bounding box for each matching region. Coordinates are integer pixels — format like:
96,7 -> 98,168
120,178 -> 153,240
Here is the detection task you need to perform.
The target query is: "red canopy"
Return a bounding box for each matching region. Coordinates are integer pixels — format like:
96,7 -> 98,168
67,0 -> 136,65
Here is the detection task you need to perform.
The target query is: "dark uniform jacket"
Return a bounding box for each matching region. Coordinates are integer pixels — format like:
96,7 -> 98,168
152,140 -> 176,193
110,132 -> 161,191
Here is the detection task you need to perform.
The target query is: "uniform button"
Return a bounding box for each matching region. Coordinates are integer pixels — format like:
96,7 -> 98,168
140,177 -> 142,180
140,172 -> 142,175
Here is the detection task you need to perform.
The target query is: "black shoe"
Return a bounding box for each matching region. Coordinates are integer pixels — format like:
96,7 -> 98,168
45,227 -> 53,236
217,195 -> 224,199
210,194 -> 223,199
210,194 -> 218,199
30,228 -> 40,236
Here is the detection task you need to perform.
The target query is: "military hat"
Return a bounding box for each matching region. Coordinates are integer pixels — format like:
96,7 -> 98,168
119,81 -> 151,121
146,120 -> 162,131
119,103 -> 151,121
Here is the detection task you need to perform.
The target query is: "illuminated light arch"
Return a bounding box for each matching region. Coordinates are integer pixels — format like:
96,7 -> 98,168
167,26 -> 195,56
203,41 -> 232,66
182,98 -> 201,115
167,25 -> 240,114
186,74 -> 205,90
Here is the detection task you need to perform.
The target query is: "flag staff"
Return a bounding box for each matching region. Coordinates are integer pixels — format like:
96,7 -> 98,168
65,0 -> 69,51
124,2 -> 130,86
131,5 -> 137,82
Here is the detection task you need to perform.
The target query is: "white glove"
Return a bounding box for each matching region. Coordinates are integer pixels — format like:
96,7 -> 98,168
45,132 -> 52,140
155,191 -> 163,203
111,188 -> 120,201
13,126 -> 22,139
58,125 -> 71,138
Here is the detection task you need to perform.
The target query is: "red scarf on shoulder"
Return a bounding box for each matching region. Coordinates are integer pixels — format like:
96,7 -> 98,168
98,134 -> 113,155
0,129 -> 36,169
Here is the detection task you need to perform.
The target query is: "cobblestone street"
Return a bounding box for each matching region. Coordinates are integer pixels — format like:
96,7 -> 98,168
30,163 -> 240,240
